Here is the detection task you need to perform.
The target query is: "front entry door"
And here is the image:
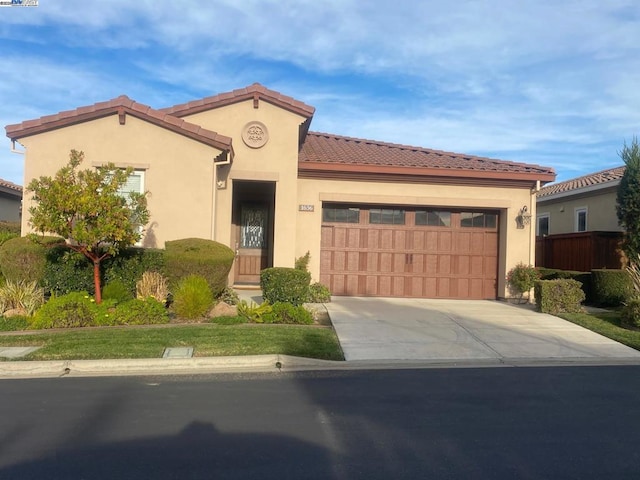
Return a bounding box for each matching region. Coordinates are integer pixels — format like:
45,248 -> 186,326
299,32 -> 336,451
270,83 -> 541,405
235,204 -> 269,284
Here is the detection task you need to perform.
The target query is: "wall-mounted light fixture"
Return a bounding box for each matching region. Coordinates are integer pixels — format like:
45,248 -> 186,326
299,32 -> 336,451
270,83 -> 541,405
516,205 -> 532,229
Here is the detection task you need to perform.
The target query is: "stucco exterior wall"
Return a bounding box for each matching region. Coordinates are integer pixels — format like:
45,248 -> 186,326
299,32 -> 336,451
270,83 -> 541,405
17,114 -> 223,247
537,188 -> 622,235
183,100 -> 307,269
296,178 -> 537,298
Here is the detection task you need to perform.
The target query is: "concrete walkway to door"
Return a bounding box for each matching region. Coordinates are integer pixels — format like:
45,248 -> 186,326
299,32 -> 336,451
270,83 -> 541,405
325,297 -> 640,363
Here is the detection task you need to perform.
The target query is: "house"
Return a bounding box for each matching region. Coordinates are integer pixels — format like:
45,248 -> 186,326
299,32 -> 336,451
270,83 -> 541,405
5,83 -> 555,299
0,178 -> 22,222
535,166 -> 626,271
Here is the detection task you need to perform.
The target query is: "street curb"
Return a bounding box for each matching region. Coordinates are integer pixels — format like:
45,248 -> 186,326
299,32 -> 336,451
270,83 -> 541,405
2,355 -> 640,379
0,354 -> 344,379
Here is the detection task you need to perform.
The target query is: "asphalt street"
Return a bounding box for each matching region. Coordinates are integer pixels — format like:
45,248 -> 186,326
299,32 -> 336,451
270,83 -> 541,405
1,366 -> 639,479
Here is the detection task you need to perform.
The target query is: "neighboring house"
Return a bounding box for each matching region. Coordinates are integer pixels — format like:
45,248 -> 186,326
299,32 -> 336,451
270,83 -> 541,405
535,166 -> 626,271
5,83 -> 555,299
0,177 -> 22,222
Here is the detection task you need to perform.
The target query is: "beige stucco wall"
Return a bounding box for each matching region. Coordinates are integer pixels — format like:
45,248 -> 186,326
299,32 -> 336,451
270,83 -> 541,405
537,188 -> 622,235
183,100 -> 307,273
18,114 -> 224,247
296,179 -> 537,298
0,194 -> 21,222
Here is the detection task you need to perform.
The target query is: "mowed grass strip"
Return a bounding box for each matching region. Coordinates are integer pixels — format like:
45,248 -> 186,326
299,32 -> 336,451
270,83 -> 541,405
559,310 -> 640,351
0,324 -> 344,361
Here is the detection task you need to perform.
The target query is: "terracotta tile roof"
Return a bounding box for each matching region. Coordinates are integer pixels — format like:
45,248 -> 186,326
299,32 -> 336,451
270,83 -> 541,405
0,178 -> 22,196
5,96 -> 234,156
537,165 -> 625,199
299,132 -> 556,182
161,83 -> 316,119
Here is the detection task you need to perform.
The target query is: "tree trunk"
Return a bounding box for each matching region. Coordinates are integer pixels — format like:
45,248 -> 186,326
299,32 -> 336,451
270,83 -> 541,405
93,260 -> 102,304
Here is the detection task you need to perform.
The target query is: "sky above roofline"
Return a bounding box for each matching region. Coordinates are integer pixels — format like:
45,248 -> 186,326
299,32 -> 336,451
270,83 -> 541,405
2,0 -> 639,186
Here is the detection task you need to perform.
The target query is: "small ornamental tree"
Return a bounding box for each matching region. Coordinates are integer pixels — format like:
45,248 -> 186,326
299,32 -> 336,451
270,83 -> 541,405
616,138 -> 640,260
27,150 -> 149,303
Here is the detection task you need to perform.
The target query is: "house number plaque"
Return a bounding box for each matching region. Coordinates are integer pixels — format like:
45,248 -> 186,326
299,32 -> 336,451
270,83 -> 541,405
299,204 -> 314,212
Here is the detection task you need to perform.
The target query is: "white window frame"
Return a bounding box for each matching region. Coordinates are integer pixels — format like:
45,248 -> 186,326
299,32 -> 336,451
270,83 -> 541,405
575,207 -> 588,232
536,213 -> 550,236
117,170 -> 146,245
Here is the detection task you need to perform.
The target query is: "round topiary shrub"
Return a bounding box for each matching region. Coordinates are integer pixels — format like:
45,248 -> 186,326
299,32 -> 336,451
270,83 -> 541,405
0,235 -> 64,284
172,274 -> 214,320
164,238 -> 234,297
260,267 -> 311,306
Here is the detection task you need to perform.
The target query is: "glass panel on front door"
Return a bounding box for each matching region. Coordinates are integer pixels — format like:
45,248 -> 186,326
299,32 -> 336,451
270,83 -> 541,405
241,206 -> 266,248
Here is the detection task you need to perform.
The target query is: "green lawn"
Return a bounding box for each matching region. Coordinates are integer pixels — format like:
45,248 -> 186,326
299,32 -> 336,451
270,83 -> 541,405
0,324 -> 344,361
559,310 -> 640,351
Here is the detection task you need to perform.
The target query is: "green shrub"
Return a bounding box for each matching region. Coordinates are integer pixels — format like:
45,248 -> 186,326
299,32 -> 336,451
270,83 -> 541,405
103,247 -> 165,294
102,279 -> 134,304
262,302 -> 313,324
237,300 -> 272,323
31,292 -> 97,329
0,279 -> 45,316
172,274 -> 214,319
591,269 -> 633,307
534,279 -> 585,314
506,263 -> 540,302
621,298 -> 640,328
43,245 -> 165,297
260,267 -> 311,306
164,238 -> 234,297
217,286 -> 240,305
136,271 -> 169,303
295,251 -> 311,271
0,235 -> 63,284
307,282 -> 332,303
112,298 -> 169,325
43,246 -> 94,295
0,315 -> 29,331
537,268 -> 592,303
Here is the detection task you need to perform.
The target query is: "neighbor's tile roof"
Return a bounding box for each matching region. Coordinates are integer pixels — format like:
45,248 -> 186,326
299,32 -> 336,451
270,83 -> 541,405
162,83 -> 315,118
537,165 -> 625,198
5,96 -> 234,154
0,178 -> 22,194
299,132 -> 556,180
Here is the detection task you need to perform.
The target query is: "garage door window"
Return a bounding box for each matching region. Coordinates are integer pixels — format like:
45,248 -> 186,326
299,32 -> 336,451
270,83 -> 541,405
461,212 -> 497,228
415,210 -> 451,227
369,208 -> 405,225
322,205 -> 360,223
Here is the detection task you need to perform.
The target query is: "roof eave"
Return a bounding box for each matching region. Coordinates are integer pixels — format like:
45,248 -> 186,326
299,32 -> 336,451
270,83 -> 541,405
298,161 -> 556,184
537,179 -> 620,202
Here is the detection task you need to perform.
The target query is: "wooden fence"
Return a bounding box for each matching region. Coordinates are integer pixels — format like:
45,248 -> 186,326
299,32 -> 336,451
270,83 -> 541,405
535,231 -> 625,272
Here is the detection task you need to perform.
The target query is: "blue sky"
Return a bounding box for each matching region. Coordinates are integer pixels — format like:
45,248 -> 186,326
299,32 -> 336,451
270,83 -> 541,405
2,0 -> 640,185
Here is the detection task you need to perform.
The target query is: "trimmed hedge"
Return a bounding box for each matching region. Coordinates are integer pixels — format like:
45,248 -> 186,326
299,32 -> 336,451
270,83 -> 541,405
535,279 -> 585,314
538,268 -> 592,303
260,267 -> 311,306
43,245 -> 165,296
0,236 -> 64,284
591,269 -> 633,307
164,238 -> 234,297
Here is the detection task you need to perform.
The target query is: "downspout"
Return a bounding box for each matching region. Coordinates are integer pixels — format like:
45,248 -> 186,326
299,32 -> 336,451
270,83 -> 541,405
211,151 -> 232,241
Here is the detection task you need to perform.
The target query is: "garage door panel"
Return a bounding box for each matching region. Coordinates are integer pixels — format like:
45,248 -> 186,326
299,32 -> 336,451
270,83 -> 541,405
321,206 -> 498,299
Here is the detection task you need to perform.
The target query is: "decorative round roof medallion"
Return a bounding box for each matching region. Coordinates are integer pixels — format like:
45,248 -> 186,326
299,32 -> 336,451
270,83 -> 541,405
242,121 -> 269,149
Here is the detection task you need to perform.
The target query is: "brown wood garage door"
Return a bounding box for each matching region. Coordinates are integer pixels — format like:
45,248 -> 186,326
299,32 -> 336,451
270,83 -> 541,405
320,205 -> 498,299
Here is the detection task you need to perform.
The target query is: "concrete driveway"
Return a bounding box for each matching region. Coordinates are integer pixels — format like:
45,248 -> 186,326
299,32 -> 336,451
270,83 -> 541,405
325,297 -> 640,363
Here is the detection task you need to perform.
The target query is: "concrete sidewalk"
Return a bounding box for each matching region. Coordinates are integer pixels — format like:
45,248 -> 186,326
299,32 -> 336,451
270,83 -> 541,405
326,297 -> 640,362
